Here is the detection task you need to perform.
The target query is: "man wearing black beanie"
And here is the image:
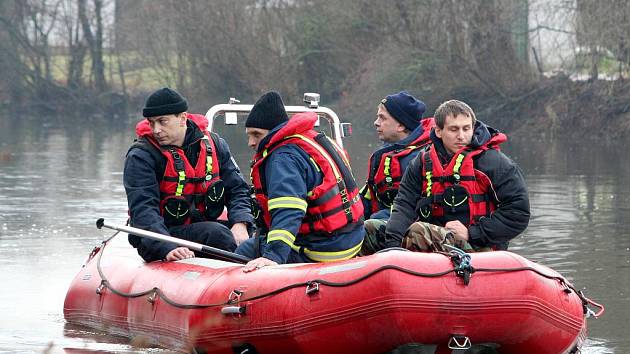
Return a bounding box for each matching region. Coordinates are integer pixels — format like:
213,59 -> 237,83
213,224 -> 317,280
123,87 -> 254,262
236,91 -> 365,271
359,91 -> 435,255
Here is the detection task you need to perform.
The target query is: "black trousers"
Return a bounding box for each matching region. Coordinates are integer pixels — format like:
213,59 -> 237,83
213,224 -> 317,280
169,221 -> 237,256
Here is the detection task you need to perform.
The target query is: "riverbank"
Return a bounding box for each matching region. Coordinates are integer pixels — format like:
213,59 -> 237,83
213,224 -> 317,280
3,76 -> 629,142
338,76 -> 630,142
481,76 -> 630,141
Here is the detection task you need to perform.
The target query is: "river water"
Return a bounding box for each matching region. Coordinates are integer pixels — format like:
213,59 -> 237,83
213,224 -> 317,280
0,113 -> 627,353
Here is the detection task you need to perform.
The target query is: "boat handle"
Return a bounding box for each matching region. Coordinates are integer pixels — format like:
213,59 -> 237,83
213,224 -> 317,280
221,306 -> 246,315
448,335 -> 471,350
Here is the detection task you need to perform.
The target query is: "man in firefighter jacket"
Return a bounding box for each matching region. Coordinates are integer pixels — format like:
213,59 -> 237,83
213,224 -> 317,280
124,87 -> 254,262
235,91 -> 364,272
383,100 -> 530,251
359,91 -> 435,255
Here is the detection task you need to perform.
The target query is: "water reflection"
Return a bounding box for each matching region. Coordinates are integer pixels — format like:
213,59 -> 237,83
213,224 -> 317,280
0,115 -> 627,353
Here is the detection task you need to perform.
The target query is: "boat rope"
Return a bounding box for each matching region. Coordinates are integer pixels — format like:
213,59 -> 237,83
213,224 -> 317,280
92,235 -> 603,317
445,245 -> 473,285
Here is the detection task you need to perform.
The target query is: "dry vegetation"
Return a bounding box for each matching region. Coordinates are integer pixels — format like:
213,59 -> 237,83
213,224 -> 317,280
1,0 -> 629,138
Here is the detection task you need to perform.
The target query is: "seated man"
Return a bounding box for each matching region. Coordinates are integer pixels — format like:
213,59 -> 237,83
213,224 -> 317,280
359,91 -> 434,255
124,87 -> 253,262
384,100 -> 530,251
235,91 -> 364,271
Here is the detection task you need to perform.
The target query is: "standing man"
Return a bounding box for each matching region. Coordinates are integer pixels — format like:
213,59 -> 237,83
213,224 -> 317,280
383,100 -> 530,251
124,87 -> 254,262
359,91 -> 434,255
235,91 -> 364,271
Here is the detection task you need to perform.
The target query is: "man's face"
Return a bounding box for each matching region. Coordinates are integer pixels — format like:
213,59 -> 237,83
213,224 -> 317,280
435,113 -> 474,155
246,127 -> 270,151
147,113 -> 187,146
374,105 -> 406,143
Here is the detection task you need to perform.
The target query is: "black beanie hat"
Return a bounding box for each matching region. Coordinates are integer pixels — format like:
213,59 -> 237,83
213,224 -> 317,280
245,91 -> 289,130
142,87 -> 188,117
381,91 -> 426,131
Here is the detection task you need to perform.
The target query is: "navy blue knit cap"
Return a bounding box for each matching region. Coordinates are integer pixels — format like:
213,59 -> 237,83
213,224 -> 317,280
381,91 -> 426,131
142,87 -> 188,117
245,91 -> 289,130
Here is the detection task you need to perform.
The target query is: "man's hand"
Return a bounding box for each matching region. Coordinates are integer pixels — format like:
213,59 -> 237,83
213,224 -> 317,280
444,220 -> 469,242
231,222 -> 250,246
242,257 -> 278,273
165,247 -> 195,261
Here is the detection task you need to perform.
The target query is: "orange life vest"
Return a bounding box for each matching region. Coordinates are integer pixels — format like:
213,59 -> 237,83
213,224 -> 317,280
135,113 -> 221,226
366,118 -> 435,212
418,132 -> 507,226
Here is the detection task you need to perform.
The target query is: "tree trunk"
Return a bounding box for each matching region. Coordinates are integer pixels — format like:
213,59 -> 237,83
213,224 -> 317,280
78,0 -> 107,92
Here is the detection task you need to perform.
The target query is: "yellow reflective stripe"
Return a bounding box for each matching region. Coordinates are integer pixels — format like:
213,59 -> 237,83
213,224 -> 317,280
425,171 -> 432,197
267,229 -> 296,245
383,156 -> 392,177
287,134 -> 342,179
202,137 -> 214,174
176,171 -> 186,196
268,196 -> 307,211
206,155 -> 213,175
453,154 -> 465,175
309,157 -> 321,172
297,240 -> 363,262
360,184 -> 371,200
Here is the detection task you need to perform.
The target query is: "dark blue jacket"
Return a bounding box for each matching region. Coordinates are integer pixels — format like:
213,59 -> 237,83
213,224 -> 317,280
362,125 -> 427,220
124,119 -> 253,261
255,122 -> 364,264
384,121 -> 530,250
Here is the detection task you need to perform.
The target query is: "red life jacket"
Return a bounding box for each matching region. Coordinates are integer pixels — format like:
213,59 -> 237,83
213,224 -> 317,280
418,132 -> 507,226
135,113 -> 221,225
365,118 -> 435,212
251,112 -> 363,235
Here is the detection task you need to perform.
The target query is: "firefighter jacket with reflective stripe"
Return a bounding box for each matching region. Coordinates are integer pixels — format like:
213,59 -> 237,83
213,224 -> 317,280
250,112 -> 364,263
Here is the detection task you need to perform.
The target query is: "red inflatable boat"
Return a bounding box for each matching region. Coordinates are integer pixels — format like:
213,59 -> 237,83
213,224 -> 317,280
64,231 -> 602,354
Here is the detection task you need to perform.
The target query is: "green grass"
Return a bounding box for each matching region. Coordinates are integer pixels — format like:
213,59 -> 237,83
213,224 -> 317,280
43,50 -> 183,92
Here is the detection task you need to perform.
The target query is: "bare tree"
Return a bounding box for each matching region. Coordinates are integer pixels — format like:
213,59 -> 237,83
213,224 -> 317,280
78,0 -> 106,91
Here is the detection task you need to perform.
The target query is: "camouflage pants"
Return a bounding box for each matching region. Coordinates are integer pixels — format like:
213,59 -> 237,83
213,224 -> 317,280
360,219 -> 389,256
361,219 -> 489,255
403,221 -> 490,253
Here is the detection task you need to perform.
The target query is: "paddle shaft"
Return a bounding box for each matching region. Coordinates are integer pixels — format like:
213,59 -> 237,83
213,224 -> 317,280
96,218 -> 251,264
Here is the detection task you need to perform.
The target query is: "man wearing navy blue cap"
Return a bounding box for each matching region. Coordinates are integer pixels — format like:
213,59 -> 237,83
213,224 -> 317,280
359,91 -> 435,255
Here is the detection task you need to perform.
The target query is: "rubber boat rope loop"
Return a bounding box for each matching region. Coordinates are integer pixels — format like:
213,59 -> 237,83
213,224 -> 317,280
90,232 -> 604,318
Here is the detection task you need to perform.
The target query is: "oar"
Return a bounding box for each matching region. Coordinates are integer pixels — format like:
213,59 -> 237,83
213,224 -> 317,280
96,218 -> 251,264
